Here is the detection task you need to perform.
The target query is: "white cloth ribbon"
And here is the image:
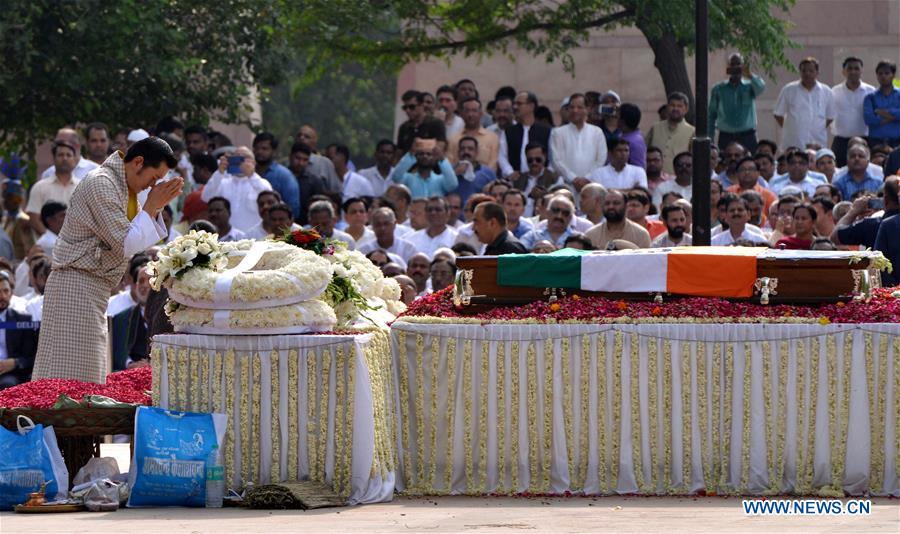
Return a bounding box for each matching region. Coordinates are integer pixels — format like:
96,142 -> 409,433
213,241 -> 269,305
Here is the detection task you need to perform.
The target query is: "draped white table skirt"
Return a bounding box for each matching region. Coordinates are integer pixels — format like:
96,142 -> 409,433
151,331 -> 396,504
390,321 -> 898,497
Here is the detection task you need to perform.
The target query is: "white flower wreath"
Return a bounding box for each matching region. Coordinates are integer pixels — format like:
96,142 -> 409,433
166,240 -> 334,310
170,299 -> 337,335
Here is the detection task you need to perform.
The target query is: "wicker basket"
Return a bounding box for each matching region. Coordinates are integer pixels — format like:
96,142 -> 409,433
0,407 -> 137,480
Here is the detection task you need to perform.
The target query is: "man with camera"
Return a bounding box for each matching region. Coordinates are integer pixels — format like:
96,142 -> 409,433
831,176 -> 899,251
709,53 -> 766,154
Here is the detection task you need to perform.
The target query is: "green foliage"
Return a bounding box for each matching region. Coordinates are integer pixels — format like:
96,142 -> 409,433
260,59 -> 396,166
0,0 -> 292,159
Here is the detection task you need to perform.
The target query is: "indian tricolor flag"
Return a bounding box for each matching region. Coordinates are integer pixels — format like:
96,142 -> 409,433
497,246 -> 763,298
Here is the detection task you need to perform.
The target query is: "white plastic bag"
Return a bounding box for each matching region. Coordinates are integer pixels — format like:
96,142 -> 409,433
73,457 -> 120,487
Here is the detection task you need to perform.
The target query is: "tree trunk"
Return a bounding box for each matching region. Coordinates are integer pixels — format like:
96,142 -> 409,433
639,25 -> 696,124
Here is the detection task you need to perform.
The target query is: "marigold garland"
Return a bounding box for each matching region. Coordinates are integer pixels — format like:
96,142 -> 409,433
462,339 -> 474,493
177,350 -> 189,409
630,333 -> 645,492
894,337 -> 899,484
414,335 -> 426,490
287,350 -> 299,481
251,354 -> 262,484
397,331 -> 411,488
721,344 -> 734,494
577,335 -> 590,491
871,335 -> 888,494
774,341 -> 788,495
611,331 -> 623,493
711,344 -> 722,495
680,342 -> 692,494
478,340 -> 490,494
541,339 -> 554,493
429,337 -> 440,489
239,355 -> 250,487
510,340 -> 521,493
805,337 -> 820,493
224,350 -> 236,488
200,352 -> 210,413
761,341 -> 774,495
445,338 -> 458,493
271,351 -> 281,483
794,340 -> 808,494
306,350 -> 318,481
151,347 -> 162,406
697,342 -> 711,494
819,335 -> 841,498
496,342 -> 507,493
598,334 -> 610,494
317,349 -> 332,484
526,342 -> 539,492
661,340 -> 673,494
189,349 -> 200,410
647,338 -> 659,494
740,343 -> 752,494
561,337 -> 574,491
167,347 -> 177,408
333,347 -> 346,494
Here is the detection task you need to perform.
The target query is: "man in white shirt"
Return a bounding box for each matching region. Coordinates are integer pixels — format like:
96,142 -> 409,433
651,204 -> 693,247
207,197 -> 246,242
358,140 -> 396,197
405,197 -> 458,259
39,127 -> 99,181
28,142 -> 81,235
711,196 -> 769,245
768,148 -> 820,198
307,200 -> 356,249
34,202 -> 66,260
326,144 -> 376,201
244,190 -> 283,240
589,138 -> 648,190
201,147 -> 272,233
549,93 -> 607,190
357,207 -> 417,262
774,57 -> 835,150
437,85 -> 465,138
653,152 -> 694,206
830,57 -> 875,167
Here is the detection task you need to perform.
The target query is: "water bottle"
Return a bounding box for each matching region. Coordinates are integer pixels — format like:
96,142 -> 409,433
205,445 -> 224,508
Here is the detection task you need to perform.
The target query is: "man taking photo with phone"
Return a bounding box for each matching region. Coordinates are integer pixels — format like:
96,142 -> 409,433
831,176 -> 900,251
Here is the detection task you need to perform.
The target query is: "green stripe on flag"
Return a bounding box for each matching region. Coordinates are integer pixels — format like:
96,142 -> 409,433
497,248 -> 588,288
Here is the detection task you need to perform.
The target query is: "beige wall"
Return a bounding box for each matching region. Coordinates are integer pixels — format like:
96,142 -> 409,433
397,0 -> 900,147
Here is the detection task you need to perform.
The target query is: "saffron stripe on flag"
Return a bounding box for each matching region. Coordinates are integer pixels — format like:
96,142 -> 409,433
666,246 -> 762,297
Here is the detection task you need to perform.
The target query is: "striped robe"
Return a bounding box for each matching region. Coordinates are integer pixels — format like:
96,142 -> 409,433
33,153 -> 141,383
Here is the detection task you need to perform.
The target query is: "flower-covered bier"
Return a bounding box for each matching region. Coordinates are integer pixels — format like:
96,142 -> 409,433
148,230 -> 227,290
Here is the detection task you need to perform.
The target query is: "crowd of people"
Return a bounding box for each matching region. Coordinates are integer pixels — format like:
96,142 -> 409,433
0,53 -> 898,389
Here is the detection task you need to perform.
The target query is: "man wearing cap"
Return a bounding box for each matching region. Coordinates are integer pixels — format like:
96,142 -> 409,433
126,129 -> 150,148
39,127 -> 99,181
27,141 -> 82,235
32,138 -> 183,383
814,149 -> 837,182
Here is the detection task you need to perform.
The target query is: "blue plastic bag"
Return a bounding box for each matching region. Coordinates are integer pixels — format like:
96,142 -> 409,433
0,415 -> 68,510
127,407 -> 226,507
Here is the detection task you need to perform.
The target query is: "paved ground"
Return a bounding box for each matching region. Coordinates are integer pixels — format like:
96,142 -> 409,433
1,445 -> 896,533
2,495 -> 897,533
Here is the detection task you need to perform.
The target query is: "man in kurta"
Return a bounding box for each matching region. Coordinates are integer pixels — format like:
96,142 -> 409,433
32,137 -> 183,383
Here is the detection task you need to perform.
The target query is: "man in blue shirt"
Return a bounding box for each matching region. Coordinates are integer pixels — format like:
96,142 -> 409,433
253,132 -> 300,219
390,138 -> 459,199
452,136 -> 496,208
832,145 -> 883,201
864,61 -> 900,148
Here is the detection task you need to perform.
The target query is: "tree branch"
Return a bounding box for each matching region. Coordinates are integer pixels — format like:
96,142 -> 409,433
346,7 -> 634,57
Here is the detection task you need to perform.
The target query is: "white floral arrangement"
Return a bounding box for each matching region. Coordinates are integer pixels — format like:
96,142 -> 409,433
169,300 -> 337,334
165,240 -> 333,309
148,230 -> 227,290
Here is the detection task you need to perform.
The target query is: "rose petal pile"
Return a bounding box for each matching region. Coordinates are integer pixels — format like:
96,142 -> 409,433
401,286 -> 900,324
0,367 -> 153,409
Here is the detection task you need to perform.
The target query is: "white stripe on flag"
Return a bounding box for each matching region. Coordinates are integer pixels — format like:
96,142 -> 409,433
579,250 -> 668,292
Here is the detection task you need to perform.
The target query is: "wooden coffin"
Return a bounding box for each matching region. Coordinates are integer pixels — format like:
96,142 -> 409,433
454,249 -> 882,307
